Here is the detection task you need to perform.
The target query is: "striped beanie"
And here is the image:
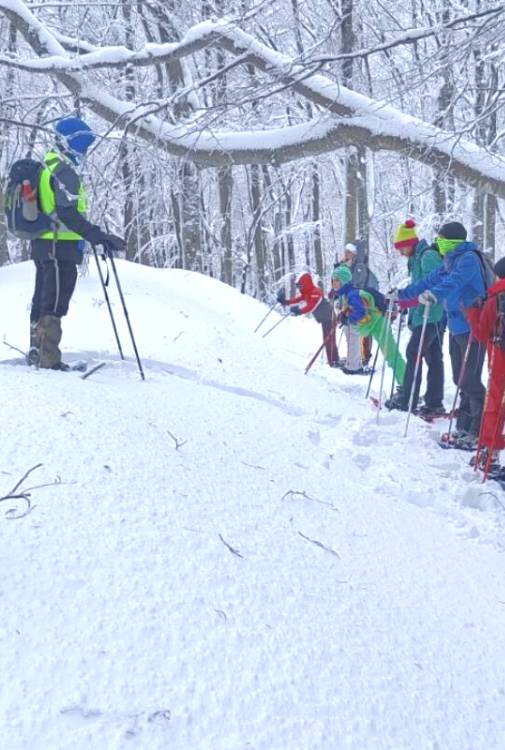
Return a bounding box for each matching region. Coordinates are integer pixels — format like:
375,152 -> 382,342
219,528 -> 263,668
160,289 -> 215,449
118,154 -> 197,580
394,219 -> 418,249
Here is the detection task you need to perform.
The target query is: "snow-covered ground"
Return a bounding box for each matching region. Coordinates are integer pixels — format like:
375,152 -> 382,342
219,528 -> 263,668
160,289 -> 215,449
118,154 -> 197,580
1,259 -> 504,750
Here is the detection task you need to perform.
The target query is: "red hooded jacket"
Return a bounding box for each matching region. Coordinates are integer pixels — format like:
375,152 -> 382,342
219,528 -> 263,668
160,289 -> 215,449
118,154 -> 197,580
286,272 -> 323,315
466,277 -> 505,450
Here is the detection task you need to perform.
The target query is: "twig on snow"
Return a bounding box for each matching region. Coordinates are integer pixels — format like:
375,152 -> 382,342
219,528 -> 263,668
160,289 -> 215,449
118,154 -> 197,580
219,533 -> 244,559
240,460 -> 265,470
167,430 -> 187,450
2,338 -> 26,357
0,464 -> 73,520
298,531 -> 341,558
282,489 -> 337,509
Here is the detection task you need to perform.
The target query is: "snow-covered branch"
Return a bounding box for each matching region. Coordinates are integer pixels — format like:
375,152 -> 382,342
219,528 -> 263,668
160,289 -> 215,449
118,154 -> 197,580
2,0 -> 505,198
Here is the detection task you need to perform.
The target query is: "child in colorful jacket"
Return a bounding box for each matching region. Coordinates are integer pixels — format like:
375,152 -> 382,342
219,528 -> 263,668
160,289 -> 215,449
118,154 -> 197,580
387,219 -> 445,413
278,272 -> 339,367
331,265 -> 406,384
465,257 -> 505,479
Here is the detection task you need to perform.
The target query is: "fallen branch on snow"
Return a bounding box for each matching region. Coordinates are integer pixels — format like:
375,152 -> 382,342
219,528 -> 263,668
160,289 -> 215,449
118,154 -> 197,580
219,533 -> 244,559
0,464 -> 71,520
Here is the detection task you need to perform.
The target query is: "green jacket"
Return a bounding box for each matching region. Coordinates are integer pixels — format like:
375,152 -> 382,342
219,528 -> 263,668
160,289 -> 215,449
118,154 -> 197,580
407,239 -> 444,327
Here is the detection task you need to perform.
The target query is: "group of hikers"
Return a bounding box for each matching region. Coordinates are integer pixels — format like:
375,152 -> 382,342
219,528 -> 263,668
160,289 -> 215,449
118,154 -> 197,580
6,112 -> 505,485
277,219 -> 505,485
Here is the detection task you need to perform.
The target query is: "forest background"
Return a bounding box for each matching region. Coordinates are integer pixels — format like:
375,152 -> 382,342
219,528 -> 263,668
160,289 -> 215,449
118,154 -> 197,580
1,0 -> 505,299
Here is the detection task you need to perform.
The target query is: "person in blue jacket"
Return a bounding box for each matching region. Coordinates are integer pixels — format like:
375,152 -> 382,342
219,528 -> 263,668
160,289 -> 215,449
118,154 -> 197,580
395,221 -> 486,449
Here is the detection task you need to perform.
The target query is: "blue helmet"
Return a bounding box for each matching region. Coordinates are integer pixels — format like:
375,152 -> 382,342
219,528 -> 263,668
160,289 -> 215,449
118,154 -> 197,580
55,116 -> 95,155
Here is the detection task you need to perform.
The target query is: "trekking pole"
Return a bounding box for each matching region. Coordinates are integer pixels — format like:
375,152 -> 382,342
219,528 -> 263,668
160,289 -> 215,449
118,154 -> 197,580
92,245 -> 125,360
261,311 -> 291,339
389,309 -> 405,400
474,342 -> 497,474
108,253 -> 145,380
365,344 -> 380,400
482,387 -> 505,482
254,303 -> 278,333
404,302 -> 431,437
305,316 -> 338,375
376,296 -> 395,424
446,332 -> 474,440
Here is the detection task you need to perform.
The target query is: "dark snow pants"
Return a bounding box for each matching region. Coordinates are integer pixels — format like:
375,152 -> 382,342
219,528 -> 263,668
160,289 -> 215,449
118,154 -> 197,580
449,332 -> 486,436
30,258 -> 78,322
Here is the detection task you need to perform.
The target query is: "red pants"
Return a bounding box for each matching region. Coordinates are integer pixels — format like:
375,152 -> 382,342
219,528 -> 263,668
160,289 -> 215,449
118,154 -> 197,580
480,348 -> 505,451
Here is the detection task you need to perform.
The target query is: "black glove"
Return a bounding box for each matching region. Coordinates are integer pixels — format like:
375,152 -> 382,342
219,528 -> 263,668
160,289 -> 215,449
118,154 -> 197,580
291,306 -> 302,316
102,233 -> 126,257
276,290 -> 287,305
90,229 -> 126,257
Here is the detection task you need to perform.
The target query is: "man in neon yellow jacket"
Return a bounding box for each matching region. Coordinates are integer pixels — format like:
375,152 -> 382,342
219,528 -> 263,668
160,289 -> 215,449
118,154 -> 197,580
30,116 -> 126,369
332,265 -> 406,385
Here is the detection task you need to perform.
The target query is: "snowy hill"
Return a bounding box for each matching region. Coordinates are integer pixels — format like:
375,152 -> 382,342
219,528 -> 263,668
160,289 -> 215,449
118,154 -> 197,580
1,260 -> 505,750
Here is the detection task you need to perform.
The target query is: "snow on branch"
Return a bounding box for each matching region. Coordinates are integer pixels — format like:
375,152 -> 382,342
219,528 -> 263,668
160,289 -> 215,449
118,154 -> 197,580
2,0 -> 505,198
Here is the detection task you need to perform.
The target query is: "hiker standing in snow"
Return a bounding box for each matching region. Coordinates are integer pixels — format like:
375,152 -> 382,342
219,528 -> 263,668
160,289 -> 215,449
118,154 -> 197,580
386,219 -> 445,416
394,222 -> 486,450
465,257 -> 505,480
329,266 -> 363,374
335,241 -> 379,366
277,272 -> 339,367
331,265 -> 406,382
29,116 -> 126,370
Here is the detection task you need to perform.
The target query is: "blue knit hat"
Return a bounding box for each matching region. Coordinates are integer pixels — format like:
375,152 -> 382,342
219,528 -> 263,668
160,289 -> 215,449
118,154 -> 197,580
55,117 -> 95,155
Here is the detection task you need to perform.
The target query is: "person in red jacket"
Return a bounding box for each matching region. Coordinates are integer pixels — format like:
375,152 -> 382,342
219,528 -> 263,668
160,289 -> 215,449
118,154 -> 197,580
277,272 -> 339,367
466,256 -> 505,480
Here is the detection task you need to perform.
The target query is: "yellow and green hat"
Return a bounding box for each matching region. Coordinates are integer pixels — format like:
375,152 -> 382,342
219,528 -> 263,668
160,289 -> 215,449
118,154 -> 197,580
394,218 -> 418,250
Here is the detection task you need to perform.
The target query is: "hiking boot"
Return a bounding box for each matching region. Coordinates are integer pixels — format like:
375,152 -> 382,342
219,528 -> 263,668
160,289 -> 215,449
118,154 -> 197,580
37,315 -> 63,369
418,404 -> 446,417
342,366 -> 365,375
384,394 -> 408,411
450,433 -> 479,451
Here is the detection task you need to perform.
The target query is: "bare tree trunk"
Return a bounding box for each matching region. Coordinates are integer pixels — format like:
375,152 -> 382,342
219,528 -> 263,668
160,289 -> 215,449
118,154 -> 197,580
341,0 -> 368,247
250,164 -> 266,299
471,23 -> 497,257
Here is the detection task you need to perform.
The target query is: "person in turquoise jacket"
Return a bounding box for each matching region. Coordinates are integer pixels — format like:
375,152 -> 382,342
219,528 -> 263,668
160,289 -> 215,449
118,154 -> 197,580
396,221 -> 486,448
332,265 -> 406,384
386,219 -> 445,414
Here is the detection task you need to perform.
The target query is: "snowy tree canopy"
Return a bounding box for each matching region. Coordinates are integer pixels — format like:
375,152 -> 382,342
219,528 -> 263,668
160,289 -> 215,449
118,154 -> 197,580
2,0 -> 505,197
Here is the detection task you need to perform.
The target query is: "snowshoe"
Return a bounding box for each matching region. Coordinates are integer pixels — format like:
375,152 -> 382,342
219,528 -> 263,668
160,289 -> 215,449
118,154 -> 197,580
438,431 -> 478,451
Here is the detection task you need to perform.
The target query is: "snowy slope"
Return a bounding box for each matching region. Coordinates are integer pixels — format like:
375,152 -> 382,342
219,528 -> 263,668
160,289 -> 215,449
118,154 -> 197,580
0,260 -> 504,750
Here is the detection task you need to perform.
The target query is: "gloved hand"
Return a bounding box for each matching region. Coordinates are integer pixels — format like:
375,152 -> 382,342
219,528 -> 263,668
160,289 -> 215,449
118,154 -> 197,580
102,233 -> 126,257
276,290 -> 287,305
291,306 -> 302,316
91,229 -> 126,257
337,311 -> 348,327
418,290 -> 437,305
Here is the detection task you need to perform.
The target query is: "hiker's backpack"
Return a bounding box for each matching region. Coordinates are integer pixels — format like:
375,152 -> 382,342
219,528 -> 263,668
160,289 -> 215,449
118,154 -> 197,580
4,158 -> 53,240
363,285 -> 388,314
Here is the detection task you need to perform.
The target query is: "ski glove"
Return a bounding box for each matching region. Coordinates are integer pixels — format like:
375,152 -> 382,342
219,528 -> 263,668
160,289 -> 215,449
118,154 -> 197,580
291,306 -> 302,316
418,290 -> 437,306
276,290 -> 287,305
91,229 -> 126,257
